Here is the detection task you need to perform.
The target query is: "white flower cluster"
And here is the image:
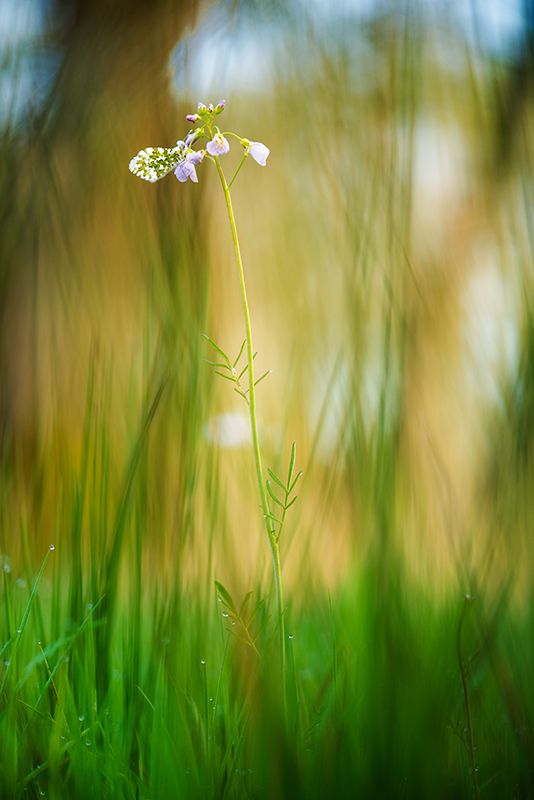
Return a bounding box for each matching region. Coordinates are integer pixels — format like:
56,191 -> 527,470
129,101 -> 270,186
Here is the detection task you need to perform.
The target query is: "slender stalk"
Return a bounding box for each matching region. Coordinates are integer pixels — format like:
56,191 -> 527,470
213,155 -> 287,707
456,596 -> 480,800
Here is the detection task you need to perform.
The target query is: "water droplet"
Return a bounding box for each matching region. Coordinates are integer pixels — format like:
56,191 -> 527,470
465,593 -> 471,601
222,611 -> 229,618
16,628 -> 22,635
288,633 -> 294,640
4,660 -> 11,668
49,544 -> 55,552
16,578 -> 27,589
86,602 -> 93,611
78,715 -> 85,722
231,620 -> 236,626
200,659 -> 206,665
35,640 -> 42,646
85,740 -> 91,747
209,696 -> 214,703
3,563 -> 11,574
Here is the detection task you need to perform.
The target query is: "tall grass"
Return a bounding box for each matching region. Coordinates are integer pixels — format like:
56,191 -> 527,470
1,0 -> 534,797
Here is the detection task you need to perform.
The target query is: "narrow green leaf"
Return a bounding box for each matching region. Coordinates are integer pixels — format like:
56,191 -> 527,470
239,591 -> 253,618
285,495 -> 298,510
215,580 -> 237,614
267,468 -> 287,492
233,339 -> 246,368
287,442 -> 297,486
266,480 -> 284,508
204,359 -> 232,370
254,370 -> 272,387
238,363 -> 249,380
289,470 -> 303,494
214,370 -> 236,383
237,352 -> 258,380
202,333 -> 231,367
0,547 -> 53,696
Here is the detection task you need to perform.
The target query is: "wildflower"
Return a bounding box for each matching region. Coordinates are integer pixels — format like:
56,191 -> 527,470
244,140 -> 270,166
206,133 -> 230,156
186,113 -> 200,123
184,129 -> 201,146
175,150 -> 204,183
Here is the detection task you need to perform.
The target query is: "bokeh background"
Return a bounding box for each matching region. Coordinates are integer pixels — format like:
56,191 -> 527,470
3,2 -> 534,797
1,0 -> 533,598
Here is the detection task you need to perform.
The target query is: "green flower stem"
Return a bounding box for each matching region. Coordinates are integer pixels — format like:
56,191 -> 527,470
213,155 -> 287,708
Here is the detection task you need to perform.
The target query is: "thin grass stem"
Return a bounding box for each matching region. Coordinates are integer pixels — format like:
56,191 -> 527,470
212,154 -> 287,719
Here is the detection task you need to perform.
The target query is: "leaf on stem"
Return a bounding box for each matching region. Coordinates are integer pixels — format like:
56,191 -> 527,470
266,480 -> 284,508
288,442 -> 297,487
233,339 -> 247,368
254,370 -> 272,387
202,334 -> 231,367
267,468 -> 286,492
215,581 -> 260,655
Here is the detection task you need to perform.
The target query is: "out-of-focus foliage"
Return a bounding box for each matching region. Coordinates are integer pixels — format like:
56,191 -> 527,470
1,0 -> 534,794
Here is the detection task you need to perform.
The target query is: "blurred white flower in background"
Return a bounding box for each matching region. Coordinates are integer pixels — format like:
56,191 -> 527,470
204,412 -> 251,448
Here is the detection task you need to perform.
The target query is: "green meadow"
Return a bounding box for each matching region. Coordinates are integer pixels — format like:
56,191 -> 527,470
1,1 -> 534,797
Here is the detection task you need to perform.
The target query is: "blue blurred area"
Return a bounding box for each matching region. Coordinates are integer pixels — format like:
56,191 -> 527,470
0,0 -> 529,128
172,0 -> 527,97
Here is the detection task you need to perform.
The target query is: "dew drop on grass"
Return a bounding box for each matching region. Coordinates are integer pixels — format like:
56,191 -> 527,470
222,611 -> 229,618
78,715 -> 85,722
85,740 -> 91,747
200,659 -> 206,665
4,660 -> 11,668
49,544 -> 55,552
16,628 -> 22,634
288,633 -> 294,640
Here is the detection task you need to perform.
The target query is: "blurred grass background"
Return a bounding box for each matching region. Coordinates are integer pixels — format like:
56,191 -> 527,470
1,0 -> 534,797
